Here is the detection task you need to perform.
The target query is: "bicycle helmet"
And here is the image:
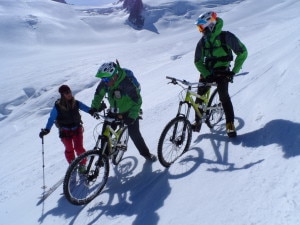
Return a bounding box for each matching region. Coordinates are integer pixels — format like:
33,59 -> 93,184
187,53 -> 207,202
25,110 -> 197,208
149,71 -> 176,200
96,62 -> 117,78
195,11 -> 217,32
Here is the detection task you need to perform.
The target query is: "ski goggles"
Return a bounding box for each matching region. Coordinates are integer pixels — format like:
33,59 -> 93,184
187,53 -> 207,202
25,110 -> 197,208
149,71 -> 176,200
197,24 -> 205,32
102,77 -> 111,83
102,73 -> 118,85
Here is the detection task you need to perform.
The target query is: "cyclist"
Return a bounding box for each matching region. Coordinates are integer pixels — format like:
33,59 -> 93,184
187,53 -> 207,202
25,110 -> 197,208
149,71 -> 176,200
39,85 -> 91,172
89,61 -> 157,162
193,11 -> 247,137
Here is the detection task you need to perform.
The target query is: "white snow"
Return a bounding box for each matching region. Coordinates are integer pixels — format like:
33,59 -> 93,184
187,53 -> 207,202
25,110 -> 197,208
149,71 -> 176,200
1,0 -> 300,224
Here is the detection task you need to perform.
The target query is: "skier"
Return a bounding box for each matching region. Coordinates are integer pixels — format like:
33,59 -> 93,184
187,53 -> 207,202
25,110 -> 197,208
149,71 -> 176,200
193,11 -> 248,137
39,85 -> 90,172
89,61 -> 157,162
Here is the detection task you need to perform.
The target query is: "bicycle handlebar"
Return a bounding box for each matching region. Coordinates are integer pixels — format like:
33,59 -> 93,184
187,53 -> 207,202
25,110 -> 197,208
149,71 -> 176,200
95,111 -> 124,124
166,72 -> 248,87
166,76 -> 216,87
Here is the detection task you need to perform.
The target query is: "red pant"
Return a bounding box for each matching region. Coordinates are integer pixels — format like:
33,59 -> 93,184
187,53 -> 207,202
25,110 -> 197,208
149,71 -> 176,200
60,126 -> 86,164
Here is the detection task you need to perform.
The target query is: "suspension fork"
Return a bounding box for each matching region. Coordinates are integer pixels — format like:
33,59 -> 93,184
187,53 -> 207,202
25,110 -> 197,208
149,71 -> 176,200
88,135 -> 108,169
171,101 -> 192,143
176,100 -> 192,118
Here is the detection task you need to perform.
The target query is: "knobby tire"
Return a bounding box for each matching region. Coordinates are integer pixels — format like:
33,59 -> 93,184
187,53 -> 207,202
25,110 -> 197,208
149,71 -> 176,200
157,117 -> 192,168
63,150 -> 109,205
206,88 -> 224,128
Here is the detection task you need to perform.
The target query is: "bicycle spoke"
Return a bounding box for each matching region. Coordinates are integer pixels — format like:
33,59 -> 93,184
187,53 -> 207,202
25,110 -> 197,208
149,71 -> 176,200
63,151 -> 109,205
206,89 -> 224,128
158,117 -> 192,167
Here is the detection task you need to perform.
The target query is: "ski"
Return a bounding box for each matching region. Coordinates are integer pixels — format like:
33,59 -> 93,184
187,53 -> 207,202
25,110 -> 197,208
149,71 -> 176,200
37,177 -> 64,205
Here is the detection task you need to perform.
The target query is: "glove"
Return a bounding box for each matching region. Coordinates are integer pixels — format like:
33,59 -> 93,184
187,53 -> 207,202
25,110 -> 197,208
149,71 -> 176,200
124,117 -> 135,125
99,101 -> 107,112
39,129 -> 50,138
200,75 -> 214,83
88,108 -> 100,119
226,71 -> 235,83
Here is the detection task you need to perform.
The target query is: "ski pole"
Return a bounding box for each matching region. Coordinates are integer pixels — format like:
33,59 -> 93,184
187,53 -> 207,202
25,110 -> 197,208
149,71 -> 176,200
41,135 -> 47,189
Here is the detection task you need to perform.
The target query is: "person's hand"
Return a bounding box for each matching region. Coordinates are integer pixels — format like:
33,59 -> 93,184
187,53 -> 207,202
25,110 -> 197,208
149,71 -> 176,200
39,129 -> 50,138
226,71 -> 235,83
124,117 -> 135,125
88,108 -> 100,119
200,75 -> 214,83
99,101 -> 107,111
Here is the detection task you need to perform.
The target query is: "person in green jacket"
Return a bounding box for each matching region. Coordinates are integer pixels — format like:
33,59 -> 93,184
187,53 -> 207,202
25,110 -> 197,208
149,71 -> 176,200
194,11 -> 248,137
89,61 -> 157,162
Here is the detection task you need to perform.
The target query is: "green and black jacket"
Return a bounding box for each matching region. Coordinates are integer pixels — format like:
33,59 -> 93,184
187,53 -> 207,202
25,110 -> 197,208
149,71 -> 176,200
194,17 -> 248,78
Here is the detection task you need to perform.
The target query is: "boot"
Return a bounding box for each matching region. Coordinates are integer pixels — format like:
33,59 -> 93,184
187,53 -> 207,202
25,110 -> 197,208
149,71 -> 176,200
226,122 -> 237,138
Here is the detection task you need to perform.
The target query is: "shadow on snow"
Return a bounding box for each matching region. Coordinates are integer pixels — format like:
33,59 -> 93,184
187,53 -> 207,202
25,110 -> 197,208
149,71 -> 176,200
193,118 -> 300,172
38,152 -> 203,225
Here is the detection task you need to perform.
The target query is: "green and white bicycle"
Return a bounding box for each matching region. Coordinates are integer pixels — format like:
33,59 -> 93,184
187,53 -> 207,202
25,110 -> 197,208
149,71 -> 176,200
157,76 -> 224,168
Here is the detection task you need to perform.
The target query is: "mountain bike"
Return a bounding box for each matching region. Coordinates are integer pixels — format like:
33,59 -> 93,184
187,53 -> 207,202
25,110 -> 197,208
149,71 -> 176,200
157,76 -> 224,168
63,110 -> 129,205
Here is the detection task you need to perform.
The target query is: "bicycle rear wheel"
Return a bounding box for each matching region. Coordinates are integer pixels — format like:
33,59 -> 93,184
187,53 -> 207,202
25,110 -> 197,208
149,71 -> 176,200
157,116 -> 192,168
206,88 -> 224,128
112,126 -> 129,165
63,150 -> 109,205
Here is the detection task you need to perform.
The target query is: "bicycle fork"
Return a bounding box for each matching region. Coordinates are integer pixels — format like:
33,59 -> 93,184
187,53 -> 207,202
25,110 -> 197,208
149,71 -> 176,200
171,101 -> 192,146
84,135 -> 107,183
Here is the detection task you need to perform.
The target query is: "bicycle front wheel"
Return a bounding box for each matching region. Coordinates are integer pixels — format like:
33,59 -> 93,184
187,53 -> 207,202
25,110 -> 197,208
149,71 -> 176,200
112,126 -> 129,166
206,88 -> 224,128
157,116 -> 192,168
63,150 -> 109,205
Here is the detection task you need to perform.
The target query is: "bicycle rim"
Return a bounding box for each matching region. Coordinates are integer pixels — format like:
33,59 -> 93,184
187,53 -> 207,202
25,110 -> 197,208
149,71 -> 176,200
206,89 -> 224,128
157,117 -> 192,168
112,127 -> 129,165
63,150 -> 109,205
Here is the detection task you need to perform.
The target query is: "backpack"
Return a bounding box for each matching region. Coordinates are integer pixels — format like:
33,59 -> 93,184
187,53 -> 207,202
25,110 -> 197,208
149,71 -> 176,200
123,68 -> 141,92
115,59 -> 141,92
202,31 -> 233,63
219,31 -> 233,62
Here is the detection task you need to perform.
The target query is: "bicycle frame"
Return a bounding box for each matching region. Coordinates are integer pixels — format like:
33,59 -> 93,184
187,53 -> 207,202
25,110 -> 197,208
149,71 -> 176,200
174,80 -> 216,123
93,115 -> 127,157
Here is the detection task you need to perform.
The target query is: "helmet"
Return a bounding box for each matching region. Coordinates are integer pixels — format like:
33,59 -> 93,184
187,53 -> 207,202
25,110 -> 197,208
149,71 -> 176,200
96,62 -> 117,78
195,11 -> 217,32
58,85 -> 71,94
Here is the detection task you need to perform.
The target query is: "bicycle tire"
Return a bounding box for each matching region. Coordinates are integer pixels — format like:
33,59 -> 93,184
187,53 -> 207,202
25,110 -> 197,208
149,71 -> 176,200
112,126 -> 129,165
157,116 -> 192,168
206,88 -> 224,128
63,150 -> 109,205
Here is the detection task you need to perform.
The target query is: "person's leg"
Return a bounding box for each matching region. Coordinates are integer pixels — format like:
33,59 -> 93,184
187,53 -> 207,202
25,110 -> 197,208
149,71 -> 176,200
216,78 -> 234,123
73,127 -> 87,164
128,119 -> 155,160
61,135 -> 75,164
216,78 -> 236,137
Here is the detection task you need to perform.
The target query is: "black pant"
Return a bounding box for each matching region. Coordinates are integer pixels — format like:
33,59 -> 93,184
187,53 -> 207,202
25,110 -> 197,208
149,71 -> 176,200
195,76 -> 234,124
127,119 -> 151,157
102,119 -> 151,157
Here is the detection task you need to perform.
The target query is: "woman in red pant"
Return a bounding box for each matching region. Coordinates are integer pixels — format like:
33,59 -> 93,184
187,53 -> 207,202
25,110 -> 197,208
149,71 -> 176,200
39,85 -> 91,173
